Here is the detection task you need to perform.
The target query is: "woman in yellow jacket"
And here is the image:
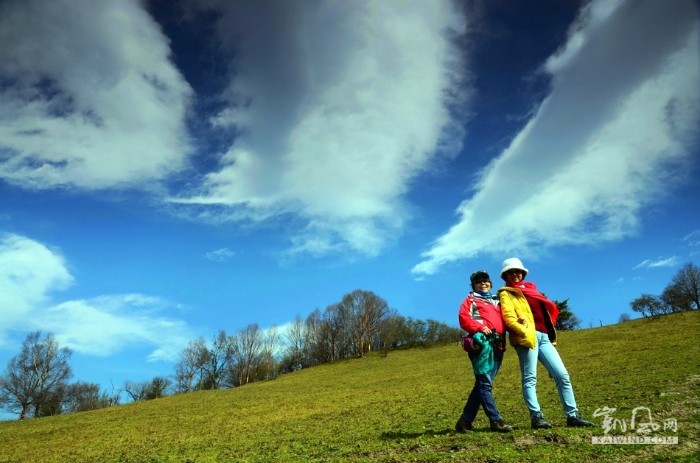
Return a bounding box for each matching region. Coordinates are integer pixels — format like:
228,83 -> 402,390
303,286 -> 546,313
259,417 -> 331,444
498,258 -> 594,429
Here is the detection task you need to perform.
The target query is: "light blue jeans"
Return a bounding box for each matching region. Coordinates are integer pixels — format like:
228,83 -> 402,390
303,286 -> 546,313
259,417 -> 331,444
514,331 -> 579,419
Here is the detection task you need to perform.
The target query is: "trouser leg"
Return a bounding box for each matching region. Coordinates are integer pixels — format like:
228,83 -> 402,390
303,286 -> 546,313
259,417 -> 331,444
537,334 -> 578,417
515,340 -> 541,419
462,350 -> 503,422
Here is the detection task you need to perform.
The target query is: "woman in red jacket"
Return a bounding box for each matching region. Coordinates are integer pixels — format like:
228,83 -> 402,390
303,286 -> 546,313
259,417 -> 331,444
455,270 -> 512,433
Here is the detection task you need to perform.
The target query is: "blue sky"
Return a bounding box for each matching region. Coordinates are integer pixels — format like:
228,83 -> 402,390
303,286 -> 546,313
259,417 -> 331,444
1,0 -> 699,408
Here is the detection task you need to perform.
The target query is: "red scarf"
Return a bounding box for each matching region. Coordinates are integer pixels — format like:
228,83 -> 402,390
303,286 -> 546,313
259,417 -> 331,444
507,281 -> 560,322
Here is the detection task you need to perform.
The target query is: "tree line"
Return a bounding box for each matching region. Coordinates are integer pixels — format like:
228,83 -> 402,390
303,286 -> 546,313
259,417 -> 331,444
171,289 -> 462,393
629,262 -> 700,317
0,289 -> 462,419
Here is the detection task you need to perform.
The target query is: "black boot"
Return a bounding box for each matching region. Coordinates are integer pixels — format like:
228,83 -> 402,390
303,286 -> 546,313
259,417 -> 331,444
531,412 -> 553,429
490,420 -> 513,433
567,412 -> 595,427
455,419 -> 473,433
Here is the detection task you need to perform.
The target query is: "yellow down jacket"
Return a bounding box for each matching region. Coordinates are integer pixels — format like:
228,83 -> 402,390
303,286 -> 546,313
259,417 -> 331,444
498,286 -> 557,349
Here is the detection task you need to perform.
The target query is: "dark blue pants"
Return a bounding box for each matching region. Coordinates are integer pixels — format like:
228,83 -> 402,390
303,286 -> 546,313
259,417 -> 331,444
461,349 -> 504,422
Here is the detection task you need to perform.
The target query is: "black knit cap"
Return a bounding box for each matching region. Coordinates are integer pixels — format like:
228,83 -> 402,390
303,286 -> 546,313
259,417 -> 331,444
470,270 -> 490,284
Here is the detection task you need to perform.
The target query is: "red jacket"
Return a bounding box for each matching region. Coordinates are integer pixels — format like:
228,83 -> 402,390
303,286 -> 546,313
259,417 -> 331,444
459,292 -> 506,335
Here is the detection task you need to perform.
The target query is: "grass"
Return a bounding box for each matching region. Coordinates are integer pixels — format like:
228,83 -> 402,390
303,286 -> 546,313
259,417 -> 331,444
0,311 -> 698,462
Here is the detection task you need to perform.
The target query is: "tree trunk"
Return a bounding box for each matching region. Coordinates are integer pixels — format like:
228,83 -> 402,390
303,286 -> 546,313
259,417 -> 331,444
19,403 -> 29,420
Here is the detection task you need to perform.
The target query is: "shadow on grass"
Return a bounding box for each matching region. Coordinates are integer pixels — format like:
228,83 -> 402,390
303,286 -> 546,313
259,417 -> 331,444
380,429 -> 458,440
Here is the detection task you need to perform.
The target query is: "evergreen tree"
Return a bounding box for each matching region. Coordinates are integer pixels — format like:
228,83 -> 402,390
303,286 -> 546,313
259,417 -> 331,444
553,299 -> 581,330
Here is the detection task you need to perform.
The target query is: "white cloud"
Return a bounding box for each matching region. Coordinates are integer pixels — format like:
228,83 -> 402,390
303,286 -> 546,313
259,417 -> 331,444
174,0 -> 469,256
0,233 -> 73,339
413,0 -> 700,275
0,0 -> 193,189
204,247 -> 235,262
41,295 -> 191,361
0,233 -> 192,360
633,256 -> 678,269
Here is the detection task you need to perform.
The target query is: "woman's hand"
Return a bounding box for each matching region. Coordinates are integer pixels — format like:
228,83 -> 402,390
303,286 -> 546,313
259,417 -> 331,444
481,326 -> 492,335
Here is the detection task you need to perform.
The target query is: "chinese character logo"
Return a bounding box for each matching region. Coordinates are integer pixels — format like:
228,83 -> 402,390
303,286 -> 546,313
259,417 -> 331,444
593,406 -> 675,435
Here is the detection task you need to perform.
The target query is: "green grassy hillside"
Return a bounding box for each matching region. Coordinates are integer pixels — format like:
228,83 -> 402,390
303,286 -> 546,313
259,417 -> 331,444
0,311 -> 698,463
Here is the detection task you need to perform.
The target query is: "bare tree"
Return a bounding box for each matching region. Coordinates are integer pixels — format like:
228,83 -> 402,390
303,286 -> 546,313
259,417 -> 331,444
422,319 -> 463,345
0,331 -> 73,420
123,380 -> 151,402
661,284 -> 692,313
284,315 -> 307,371
322,303 -> 351,361
257,325 -> 280,381
231,324 -> 262,386
33,384 -> 64,417
402,317 -> 428,347
61,381 -> 116,413
339,289 -> 390,357
305,309 -> 330,365
630,294 -> 666,318
663,262 -> 700,311
373,314 -> 460,351
204,330 -> 234,390
146,376 -> 172,399
376,313 -> 404,351
123,376 -> 172,402
174,337 -> 210,393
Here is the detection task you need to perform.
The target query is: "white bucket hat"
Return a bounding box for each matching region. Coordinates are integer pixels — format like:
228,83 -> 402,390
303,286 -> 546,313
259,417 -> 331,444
501,257 -> 528,280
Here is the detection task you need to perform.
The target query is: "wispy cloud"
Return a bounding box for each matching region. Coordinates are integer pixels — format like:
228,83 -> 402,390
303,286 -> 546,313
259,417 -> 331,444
684,230 -> 700,248
0,0 -> 192,190
204,247 -> 235,262
413,0 -> 700,275
633,256 -> 679,269
0,233 -> 192,360
173,0 -> 469,257
42,295 -> 192,361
